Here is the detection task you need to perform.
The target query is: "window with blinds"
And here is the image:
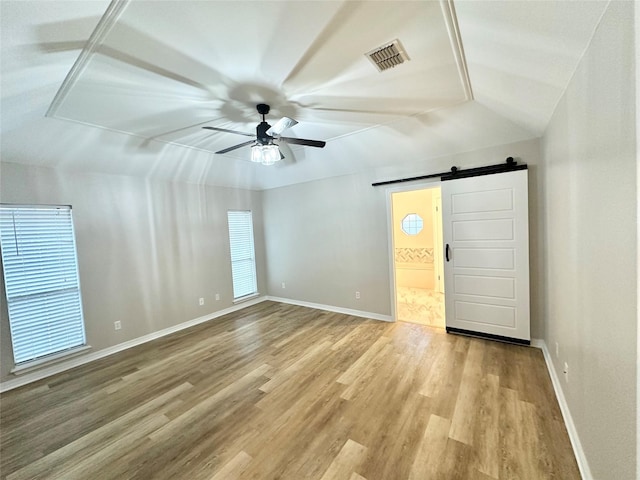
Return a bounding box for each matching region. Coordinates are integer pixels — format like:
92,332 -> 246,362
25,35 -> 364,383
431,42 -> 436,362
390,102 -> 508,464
0,205 -> 86,365
227,210 -> 258,300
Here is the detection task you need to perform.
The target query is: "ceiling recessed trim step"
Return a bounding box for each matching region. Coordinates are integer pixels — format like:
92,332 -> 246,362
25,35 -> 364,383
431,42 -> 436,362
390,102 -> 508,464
440,0 -> 473,101
46,0 -> 131,118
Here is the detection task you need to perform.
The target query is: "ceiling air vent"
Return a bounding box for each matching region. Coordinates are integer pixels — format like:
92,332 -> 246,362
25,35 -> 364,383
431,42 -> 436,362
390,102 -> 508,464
366,39 -> 409,72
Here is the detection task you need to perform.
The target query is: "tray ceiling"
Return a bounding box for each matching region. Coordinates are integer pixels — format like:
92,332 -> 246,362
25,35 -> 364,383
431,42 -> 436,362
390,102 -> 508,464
48,0 -> 470,159
0,0 -> 610,190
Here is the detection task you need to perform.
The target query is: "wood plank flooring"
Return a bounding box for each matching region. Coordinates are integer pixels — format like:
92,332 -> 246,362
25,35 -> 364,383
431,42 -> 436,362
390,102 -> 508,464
0,301 -> 580,479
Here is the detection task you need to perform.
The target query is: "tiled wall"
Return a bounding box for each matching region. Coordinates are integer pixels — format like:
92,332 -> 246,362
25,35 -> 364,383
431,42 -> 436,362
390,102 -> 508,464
394,247 -> 434,264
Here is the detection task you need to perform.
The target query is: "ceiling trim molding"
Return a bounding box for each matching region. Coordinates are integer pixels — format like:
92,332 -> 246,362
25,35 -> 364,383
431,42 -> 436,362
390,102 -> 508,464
45,0 -> 131,118
50,113 -> 269,161
440,0 -> 473,101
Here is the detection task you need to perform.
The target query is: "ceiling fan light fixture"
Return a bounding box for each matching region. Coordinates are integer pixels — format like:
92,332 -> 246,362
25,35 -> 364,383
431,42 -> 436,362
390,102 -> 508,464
261,144 -> 281,166
250,144 -> 262,163
251,143 -> 281,166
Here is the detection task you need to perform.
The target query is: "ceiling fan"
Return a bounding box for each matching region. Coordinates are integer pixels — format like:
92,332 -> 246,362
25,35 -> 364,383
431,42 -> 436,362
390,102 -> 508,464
202,104 -> 326,164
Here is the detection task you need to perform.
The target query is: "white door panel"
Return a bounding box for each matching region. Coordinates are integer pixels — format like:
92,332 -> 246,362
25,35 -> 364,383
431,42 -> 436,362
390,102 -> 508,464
454,275 -> 515,299
442,169 -> 530,342
453,218 -> 515,241
454,301 -> 516,328
451,188 -> 513,214
453,248 -> 515,269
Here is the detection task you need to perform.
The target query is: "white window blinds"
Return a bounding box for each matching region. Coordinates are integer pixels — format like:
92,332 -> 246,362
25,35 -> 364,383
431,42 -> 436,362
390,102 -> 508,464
0,205 -> 86,365
227,211 -> 257,300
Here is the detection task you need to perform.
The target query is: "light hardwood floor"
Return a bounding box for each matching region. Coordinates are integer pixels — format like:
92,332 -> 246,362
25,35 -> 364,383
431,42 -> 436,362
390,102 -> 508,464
0,301 -> 579,480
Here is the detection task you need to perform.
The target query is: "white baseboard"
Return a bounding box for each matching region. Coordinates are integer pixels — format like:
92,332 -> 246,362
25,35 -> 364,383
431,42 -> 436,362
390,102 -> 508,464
530,338 -> 545,349
265,296 -> 393,322
0,295 -> 268,393
531,339 -> 592,480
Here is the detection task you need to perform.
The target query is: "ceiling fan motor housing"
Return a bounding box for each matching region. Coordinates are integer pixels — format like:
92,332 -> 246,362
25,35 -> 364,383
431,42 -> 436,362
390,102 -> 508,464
256,104 -> 274,144
256,121 -> 273,145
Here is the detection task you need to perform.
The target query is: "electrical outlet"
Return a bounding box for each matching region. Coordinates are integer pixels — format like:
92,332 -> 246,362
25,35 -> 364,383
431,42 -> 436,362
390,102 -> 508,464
555,342 -> 559,358
281,282 -> 286,289
199,297 -> 204,306
114,321 -> 121,331
215,293 -> 220,301
355,291 -> 360,299
563,362 -> 569,382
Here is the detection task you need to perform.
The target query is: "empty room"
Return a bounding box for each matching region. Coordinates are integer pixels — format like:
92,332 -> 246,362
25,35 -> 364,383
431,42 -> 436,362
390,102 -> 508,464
0,1 -> 637,479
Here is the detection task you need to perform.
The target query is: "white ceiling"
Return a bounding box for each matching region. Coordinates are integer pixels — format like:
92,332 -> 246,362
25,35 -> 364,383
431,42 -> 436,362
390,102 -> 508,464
0,0 -> 609,190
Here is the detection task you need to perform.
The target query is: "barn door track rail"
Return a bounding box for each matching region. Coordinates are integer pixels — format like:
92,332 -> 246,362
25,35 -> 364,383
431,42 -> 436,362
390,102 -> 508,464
371,157 -> 526,187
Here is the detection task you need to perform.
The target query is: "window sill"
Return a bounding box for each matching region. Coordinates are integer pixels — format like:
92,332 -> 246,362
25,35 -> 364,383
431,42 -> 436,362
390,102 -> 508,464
11,345 -> 92,375
233,292 -> 260,305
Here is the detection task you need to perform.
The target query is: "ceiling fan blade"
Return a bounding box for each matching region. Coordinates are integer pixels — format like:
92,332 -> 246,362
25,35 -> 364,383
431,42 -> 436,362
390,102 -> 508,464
38,20 -> 236,95
279,137 -> 326,148
202,126 -> 255,137
215,140 -> 255,154
266,117 -> 299,136
277,142 -> 297,164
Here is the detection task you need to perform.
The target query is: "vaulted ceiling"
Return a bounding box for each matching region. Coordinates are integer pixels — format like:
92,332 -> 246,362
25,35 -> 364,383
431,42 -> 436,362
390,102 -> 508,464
1,0 -> 609,190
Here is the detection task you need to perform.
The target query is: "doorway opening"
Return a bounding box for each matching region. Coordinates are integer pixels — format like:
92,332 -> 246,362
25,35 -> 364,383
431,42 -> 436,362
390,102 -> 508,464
390,186 -> 445,327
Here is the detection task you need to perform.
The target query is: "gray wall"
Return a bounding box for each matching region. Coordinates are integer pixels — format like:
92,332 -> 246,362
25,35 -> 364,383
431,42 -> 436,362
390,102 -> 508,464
262,137 -> 545,336
263,172 -> 392,315
0,162 -> 267,383
541,2 -> 637,478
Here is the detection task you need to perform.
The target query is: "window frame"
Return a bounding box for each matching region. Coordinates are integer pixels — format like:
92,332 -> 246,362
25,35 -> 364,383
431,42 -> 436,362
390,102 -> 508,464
227,210 -> 258,301
0,204 -> 87,368
401,213 -> 424,235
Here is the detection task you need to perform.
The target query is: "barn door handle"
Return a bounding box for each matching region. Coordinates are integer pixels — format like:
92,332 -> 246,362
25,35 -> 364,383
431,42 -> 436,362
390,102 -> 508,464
445,244 -> 450,262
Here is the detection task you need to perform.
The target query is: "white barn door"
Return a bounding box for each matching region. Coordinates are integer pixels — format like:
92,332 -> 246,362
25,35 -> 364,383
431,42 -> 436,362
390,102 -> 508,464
442,169 -> 530,343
